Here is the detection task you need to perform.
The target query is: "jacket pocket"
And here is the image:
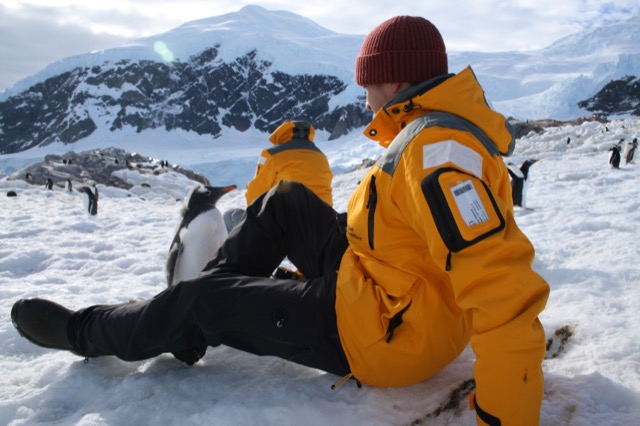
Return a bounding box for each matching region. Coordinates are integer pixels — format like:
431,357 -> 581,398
421,167 -> 505,253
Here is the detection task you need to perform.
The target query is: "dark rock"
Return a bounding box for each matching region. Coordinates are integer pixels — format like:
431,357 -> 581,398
578,75 -> 640,116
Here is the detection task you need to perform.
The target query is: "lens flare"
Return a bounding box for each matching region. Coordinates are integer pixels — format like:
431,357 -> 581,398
154,41 -> 174,62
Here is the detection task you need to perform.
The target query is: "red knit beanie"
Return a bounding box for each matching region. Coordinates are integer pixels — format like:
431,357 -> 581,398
355,16 -> 448,86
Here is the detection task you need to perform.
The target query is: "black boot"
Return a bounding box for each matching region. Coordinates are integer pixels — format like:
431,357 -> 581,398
171,347 -> 207,366
11,298 -> 80,354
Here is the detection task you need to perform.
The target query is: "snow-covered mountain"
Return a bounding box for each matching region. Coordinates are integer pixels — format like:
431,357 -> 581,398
0,5 -> 639,156
458,13 -> 640,120
0,5 -> 371,155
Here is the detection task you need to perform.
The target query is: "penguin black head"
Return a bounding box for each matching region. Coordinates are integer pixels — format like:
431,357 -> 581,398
182,185 -> 237,221
186,185 -> 236,210
520,159 -> 538,178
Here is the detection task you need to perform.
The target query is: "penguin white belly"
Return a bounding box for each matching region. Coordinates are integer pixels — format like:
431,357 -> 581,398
172,209 -> 228,285
521,179 -> 530,209
623,144 -> 632,162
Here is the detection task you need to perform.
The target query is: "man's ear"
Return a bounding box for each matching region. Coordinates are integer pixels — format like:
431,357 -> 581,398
392,82 -> 412,94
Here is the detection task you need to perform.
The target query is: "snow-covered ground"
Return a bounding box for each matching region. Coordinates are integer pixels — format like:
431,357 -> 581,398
0,117 -> 639,425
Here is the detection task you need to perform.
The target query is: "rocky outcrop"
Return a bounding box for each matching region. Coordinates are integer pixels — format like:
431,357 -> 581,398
7,147 -> 209,189
578,75 -> 640,116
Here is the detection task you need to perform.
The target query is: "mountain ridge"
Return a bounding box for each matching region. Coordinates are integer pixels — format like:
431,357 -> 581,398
0,6 -> 638,156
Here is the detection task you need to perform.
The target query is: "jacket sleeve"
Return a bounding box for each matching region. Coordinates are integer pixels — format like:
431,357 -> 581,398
401,140 -> 549,425
245,150 -> 276,206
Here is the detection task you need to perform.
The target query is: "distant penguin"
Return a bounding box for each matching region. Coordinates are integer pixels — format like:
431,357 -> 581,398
25,173 -> 33,182
507,159 -> 538,209
78,185 -> 99,215
609,145 -> 621,169
65,179 -> 73,192
623,138 -> 637,164
45,178 -> 53,190
7,190 -> 17,197
166,184 -> 236,287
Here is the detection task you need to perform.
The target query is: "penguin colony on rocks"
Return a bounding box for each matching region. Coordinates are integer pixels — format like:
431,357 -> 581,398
165,184 -> 237,287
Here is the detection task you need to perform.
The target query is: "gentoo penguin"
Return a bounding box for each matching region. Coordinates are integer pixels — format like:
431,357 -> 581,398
507,159 -> 538,209
609,144 -> 621,169
78,185 -> 99,215
166,184 -> 237,287
65,179 -> 73,192
45,178 -> 53,190
623,138 -> 638,164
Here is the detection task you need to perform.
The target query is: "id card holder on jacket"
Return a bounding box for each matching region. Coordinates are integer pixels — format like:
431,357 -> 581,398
422,167 -> 505,252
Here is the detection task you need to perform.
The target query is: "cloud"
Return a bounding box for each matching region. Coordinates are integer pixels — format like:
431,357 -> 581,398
0,4 -> 130,91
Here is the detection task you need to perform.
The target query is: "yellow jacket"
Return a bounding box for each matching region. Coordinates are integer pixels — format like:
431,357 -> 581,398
335,67 -> 549,425
245,121 -> 333,206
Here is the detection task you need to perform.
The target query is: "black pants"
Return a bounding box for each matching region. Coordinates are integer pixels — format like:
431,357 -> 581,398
67,181 -> 350,376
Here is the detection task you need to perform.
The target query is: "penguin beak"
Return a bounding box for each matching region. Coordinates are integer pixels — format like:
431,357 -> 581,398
217,185 -> 237,194
203,185 -> 237,204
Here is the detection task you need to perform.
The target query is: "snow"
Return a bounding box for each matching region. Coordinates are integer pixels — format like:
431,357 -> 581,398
1,116 -> 639,425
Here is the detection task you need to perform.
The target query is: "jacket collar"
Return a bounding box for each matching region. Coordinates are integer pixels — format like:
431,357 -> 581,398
362,66 -> 515,155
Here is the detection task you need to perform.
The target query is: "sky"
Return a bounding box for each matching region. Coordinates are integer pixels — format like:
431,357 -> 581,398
2,0 -> 640,93
0,116 -> 639,425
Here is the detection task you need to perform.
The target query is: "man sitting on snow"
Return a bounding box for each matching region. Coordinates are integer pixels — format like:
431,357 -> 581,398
12,15 -> 549,426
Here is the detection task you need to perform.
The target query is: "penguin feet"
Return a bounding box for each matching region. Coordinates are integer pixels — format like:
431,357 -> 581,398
172,347 -> 207,366
11,298 -> 80,354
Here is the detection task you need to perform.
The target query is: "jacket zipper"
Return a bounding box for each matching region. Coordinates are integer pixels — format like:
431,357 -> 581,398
365,175 -> 378,250
424,178 -> 455,271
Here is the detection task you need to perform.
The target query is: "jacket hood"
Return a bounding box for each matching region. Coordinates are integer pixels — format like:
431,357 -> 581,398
269,121 -> 316,146
363,66 -> 515,156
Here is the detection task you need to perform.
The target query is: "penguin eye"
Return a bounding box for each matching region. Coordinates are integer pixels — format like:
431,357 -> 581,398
204,190 -> 211,196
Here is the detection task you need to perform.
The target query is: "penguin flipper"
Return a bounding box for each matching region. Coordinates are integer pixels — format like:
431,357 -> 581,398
506,163 -> 524,179
166,238 -> 181,287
